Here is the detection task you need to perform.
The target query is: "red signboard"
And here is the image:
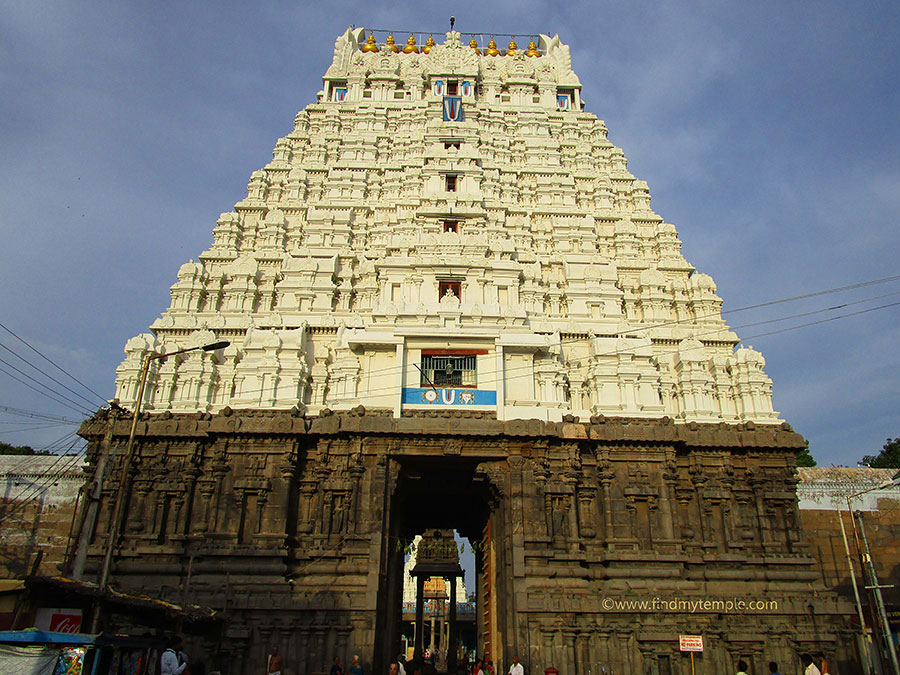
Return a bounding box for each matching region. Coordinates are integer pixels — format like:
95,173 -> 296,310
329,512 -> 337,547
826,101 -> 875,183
35,608 -> 82,633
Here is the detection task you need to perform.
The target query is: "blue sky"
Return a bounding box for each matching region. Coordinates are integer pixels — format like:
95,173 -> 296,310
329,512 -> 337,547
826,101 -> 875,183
1,0 -> 898,466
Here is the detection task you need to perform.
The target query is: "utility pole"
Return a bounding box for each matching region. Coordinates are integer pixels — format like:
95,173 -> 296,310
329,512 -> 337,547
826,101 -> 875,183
69,402 -> 122,580
91,340 -> 228,633
855,510 -> 900,675
837,510 -> 874,675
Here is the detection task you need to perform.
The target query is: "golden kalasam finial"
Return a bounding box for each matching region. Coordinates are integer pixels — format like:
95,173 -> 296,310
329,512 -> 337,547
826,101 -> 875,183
423,35 -> 436,54
485,38 -> 500,56
526,40 -> 540,57
469,38 -> 481,55
403,34 -> 419,54
506,39 -> 518,56
385,33 -> 399,53
361,33 -> 379,53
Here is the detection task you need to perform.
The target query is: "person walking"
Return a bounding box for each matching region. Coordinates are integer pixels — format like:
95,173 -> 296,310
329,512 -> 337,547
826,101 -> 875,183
507,655 -> 524,675
349,655 -> 363,675
768,661 -> 781,675
267,646 -> 283,675
160,636 -> 188,675
815,653 -> 830,674
736,659 -> 749,675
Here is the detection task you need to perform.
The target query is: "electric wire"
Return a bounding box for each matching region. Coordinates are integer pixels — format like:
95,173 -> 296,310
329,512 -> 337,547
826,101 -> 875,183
3,435 -> 80,497
0,405 -> 81,424
175,282 -> 900,404
0,362 -> 94,416
0,421 -> 79,434
1,443 -> 87,519
0,321 -> 107,403
742,301 -> 900,341
3,437 -> 85,504
1,429 -> 85,476
0,341 -> 103,409
8,451 -> 88,514
210,274 -> 900,397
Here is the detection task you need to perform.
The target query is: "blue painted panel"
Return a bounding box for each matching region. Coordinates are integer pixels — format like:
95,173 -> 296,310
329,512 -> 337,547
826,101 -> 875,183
401,388 -> 496,406
442,96 -> 463,121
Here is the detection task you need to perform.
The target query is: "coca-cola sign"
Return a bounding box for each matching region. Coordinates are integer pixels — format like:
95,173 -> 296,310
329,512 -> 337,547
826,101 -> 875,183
35,608 -> 82,633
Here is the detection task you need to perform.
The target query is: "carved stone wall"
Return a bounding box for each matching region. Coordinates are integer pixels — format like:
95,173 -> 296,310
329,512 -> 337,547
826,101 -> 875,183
78,410 -> 857,675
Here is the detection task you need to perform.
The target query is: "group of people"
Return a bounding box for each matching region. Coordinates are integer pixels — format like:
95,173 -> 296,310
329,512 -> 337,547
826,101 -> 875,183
735,652 -> 829,675
470,655 -> 523,675
163,642 -> 828,675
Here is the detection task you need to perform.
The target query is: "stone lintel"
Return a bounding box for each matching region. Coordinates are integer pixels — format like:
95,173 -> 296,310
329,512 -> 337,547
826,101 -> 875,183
79,408 -> 807,451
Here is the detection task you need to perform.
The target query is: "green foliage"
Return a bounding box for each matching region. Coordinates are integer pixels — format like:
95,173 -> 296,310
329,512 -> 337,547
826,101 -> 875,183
0,441 -> 39,455
796,444 -> 817,467
863,437 -> 900,469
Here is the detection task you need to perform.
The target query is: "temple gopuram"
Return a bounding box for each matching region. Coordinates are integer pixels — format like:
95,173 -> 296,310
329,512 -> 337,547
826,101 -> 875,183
78,26 -> 857,675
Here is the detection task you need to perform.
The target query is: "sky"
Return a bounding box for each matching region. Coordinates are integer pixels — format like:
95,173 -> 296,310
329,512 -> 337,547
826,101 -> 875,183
1,0 -> 898,467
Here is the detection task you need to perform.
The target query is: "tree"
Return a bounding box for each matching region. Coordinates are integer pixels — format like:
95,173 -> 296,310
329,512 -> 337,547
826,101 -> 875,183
796,442 -> 817,467
0,441 -> 38,455
862,437 -> 900,469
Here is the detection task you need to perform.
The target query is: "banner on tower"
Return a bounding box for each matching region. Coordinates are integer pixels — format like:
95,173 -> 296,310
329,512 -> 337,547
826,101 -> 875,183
402,387 -> 496,406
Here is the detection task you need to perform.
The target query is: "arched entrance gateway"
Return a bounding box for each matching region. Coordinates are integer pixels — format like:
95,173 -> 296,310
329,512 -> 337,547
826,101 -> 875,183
76,25 -> 859,675
78,411 -> 856,674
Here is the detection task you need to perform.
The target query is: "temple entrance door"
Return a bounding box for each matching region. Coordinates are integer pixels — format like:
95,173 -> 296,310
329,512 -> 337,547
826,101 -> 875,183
376,457 -> 499,674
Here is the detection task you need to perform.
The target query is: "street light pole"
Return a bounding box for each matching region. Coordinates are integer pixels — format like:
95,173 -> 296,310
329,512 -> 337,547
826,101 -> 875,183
90,340 -> 228,632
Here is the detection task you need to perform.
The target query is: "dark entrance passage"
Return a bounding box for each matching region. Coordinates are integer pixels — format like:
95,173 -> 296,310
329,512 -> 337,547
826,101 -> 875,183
376,457 -> 498,674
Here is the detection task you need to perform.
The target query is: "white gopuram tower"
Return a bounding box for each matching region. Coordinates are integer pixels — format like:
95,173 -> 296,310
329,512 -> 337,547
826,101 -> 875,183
87,28 -> 855,675
115,27 -> 779,426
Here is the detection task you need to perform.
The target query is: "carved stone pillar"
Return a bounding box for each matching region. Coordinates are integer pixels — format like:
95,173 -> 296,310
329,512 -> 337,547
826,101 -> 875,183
659,461 -> 678,541
195,479 -> 216,533
127,481 -> 152,532
576,487 -> 597,539
298,479 -> 318,535
562,630 -> 577,675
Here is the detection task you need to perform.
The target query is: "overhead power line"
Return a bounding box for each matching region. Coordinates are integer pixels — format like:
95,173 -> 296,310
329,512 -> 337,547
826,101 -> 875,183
2,440 -> 87,512
0,360 -> 93,416
0,421 -> 78,434
0,321 -> 107,403
0,405 -> 80,424
0,341 -> 102,409
175,276 -> 900,404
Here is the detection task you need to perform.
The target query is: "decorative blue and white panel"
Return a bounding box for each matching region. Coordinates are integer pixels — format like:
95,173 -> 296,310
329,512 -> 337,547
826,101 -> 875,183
401,388 -> 497,406
461,80 -> 473,97
557,94 -> 571,111
433,80 -> 445,96
443,96 -> 463,121
333,87 -> 348,102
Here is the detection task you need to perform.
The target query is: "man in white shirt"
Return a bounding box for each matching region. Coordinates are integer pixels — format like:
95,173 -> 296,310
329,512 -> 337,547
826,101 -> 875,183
160,636 -> 188,675
508,655 -> 524,675
801,654 -> 822,675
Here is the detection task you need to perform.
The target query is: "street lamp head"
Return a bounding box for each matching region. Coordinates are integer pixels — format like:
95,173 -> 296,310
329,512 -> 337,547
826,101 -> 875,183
202,340 -> 230,352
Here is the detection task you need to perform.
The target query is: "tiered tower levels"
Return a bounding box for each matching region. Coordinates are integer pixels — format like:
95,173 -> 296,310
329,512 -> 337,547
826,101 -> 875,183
116,27 -> 777,424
